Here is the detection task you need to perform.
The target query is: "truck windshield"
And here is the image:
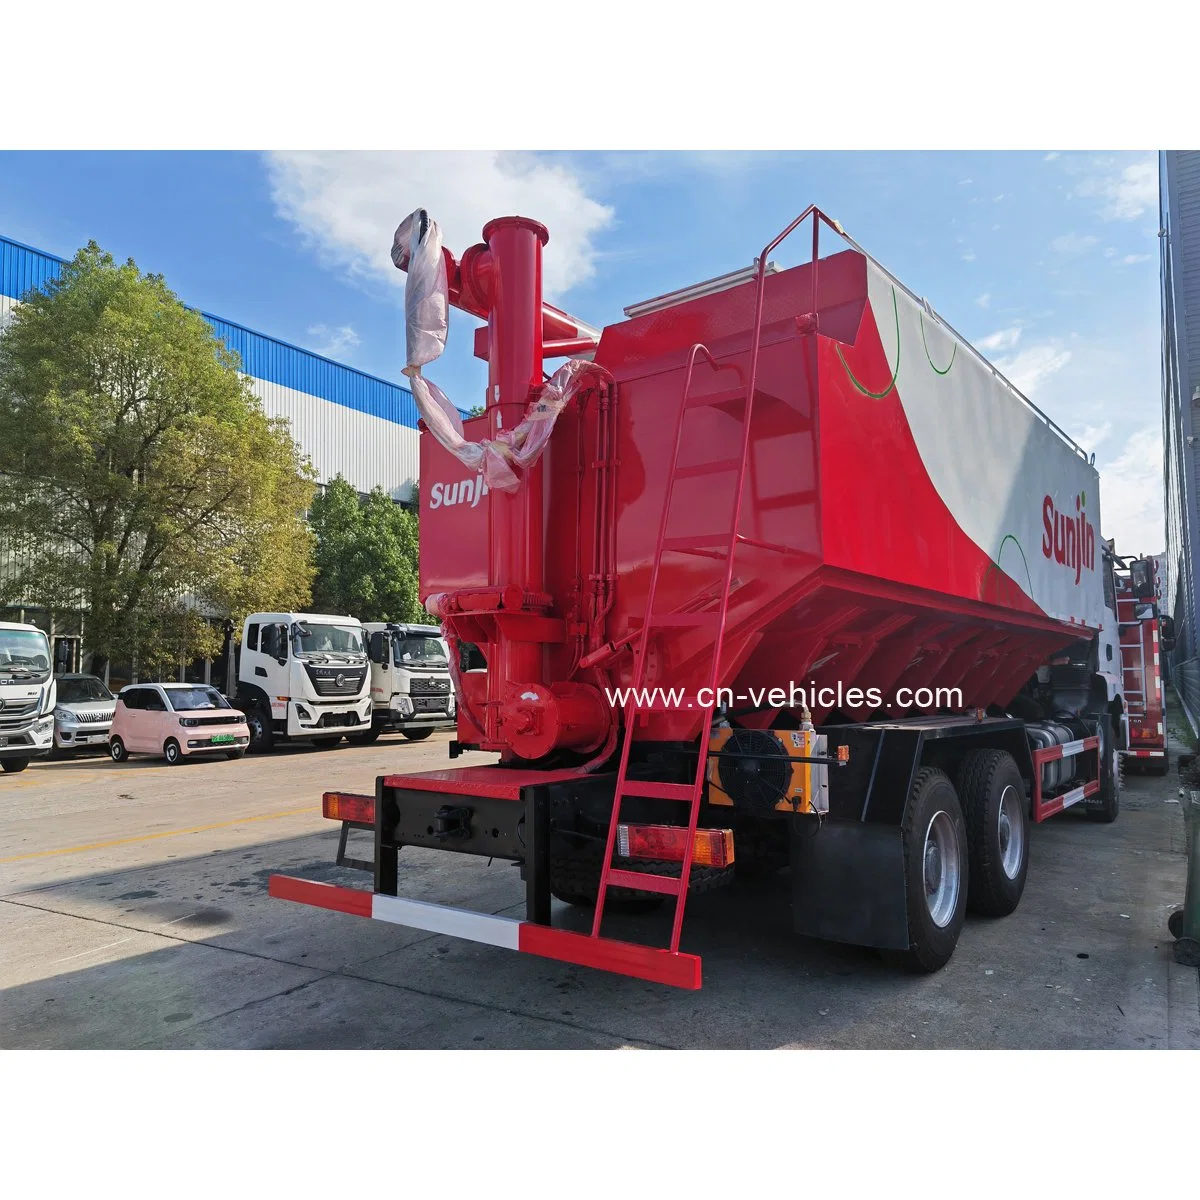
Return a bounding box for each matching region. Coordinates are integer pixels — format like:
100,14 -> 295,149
394,634 -> 449,668
292,624 -> 365,659
0,629 -> 52,682
57,677 -> 114,704
167,687 -> 232,712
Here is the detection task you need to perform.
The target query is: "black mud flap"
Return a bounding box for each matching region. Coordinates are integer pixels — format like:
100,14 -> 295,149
791,818 -> 909,950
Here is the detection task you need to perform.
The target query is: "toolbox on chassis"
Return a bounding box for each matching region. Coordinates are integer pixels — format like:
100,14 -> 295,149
270,204 -> 1125,990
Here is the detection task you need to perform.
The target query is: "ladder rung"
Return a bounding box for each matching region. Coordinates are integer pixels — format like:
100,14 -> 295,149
605,869 -> 682,896
685,386 -> 745,411
674,458 -> 743,480
617,780 -> 696,802
647,611 -> 720,628
662,533 -> 731,551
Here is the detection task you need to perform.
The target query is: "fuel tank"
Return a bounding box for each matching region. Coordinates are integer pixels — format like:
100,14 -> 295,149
422,238 -> 1104,743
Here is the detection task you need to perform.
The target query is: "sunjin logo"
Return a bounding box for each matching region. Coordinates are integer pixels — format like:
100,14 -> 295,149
428,475 -> 488,510
1041,491 -> 1095,584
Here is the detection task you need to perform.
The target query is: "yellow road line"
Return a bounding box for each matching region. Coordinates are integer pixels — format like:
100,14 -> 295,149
0,806 -> 319,864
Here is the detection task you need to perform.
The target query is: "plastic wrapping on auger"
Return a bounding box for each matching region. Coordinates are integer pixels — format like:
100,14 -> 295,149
391,208 -> 595,494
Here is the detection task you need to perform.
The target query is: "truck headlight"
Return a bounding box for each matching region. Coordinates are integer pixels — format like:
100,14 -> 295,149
391,695 -> 413,716
447,693 -> 456,717
55,708 -> 79,725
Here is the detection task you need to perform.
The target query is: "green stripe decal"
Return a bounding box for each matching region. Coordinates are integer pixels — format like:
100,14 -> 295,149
920,311 -> 956,375
983,534 -> 1035,604
836,285 -> 900,399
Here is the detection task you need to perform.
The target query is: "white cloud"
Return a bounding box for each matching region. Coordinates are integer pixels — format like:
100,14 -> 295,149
1103,247 -> 1116,258
992,340 -> 1072,395
962,250 -> 977,262
1051,232 -> 1099,255
978,326 -> 1022,352
1120,253 -> 1150,265
993,193 -> 1006,202
1076,421 -> 1112,452
1075,156 -> 1157,221
264,151 -> 614,299
975,292 -> 991,308
1044,151 -> 1060,161
958,178 -> 973,185
1096,426 -> 1165,555
306,323 -> 361,359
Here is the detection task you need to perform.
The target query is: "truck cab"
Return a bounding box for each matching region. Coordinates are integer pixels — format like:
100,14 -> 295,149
358,622 -> 455,742
0,621 -> 56,774
235,612 -> 372,752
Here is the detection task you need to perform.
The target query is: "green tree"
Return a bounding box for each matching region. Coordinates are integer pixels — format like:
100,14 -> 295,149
0,242 -> 317,677
309,476 -> 422,622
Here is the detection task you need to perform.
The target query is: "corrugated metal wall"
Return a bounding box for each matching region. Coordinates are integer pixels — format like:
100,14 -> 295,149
0,233 -> 445,501
1161,151 -> 1200,709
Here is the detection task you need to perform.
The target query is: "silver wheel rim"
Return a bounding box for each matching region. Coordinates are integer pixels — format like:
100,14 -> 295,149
997,784 -> 1024,879
167,744 -> 178,762
923,810 -> 961,927
249,715 -> 263,745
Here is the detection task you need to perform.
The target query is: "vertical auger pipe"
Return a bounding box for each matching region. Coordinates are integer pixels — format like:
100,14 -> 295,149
483,216 -> 550,718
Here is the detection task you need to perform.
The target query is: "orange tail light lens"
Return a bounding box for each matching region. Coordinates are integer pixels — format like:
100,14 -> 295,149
322,791 -> 375,825
617,823 -> 734,868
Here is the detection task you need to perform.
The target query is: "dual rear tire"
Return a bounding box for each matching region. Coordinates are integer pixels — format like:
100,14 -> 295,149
889,751 -> 1029,972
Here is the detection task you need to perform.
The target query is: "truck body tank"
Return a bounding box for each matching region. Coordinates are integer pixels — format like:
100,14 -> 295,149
423,238 -> 1104,746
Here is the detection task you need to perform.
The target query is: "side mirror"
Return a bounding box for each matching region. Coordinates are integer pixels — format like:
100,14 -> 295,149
369,632 -> 388,665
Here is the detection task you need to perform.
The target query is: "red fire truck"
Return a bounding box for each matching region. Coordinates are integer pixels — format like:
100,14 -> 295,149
1116,555 -> 1169,775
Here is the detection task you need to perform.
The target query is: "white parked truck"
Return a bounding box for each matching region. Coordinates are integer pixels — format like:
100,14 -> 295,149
357,622 -> 456,743
0,621 -> 56,774
234,612 -> 372,751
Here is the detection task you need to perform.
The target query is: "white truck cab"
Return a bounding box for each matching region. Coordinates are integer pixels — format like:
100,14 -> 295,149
235,612 -> 371,751
358,622 -> 455,743
0,621 -> 56,774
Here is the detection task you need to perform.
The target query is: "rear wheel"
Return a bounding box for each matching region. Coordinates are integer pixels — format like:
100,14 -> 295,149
245,705 -> 274,754
109,737 -> 127,764
549,847 -> 666,913
1,757 -> 31,774
1086,714 -> 1120,823
312,736 -> 342,750
882,766 -> 968,973
225,749 -> 246,761
350,726 -> 382,744
164,738 -> 183,766
957,750 -> 1028,917
401,728 -> 434,742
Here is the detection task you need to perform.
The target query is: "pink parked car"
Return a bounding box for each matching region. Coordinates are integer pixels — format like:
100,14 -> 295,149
109,683 -> 250,765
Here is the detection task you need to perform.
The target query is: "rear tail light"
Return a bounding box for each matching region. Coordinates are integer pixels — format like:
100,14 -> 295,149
322,791 -> 375,825
616,823 -> 733,868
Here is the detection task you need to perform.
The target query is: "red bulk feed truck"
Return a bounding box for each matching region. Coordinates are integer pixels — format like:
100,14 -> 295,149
271,206 -> 1126,988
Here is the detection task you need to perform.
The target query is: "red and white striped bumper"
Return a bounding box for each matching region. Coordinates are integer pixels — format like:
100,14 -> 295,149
268,875 -> 702,990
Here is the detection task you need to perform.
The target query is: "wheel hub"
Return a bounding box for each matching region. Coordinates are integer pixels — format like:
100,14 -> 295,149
922,810 -> 961,928
997,784 -> 1024,880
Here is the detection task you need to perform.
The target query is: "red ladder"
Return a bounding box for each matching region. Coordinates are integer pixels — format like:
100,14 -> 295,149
590,204 -> 844,964
589,342 -> 752,954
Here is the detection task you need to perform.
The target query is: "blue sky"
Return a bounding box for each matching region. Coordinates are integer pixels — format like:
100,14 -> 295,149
0,150 -> 1163,553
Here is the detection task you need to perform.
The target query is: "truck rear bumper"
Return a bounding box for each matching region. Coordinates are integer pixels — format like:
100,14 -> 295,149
373,712 -> 455,732
268,874 -> 701,989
